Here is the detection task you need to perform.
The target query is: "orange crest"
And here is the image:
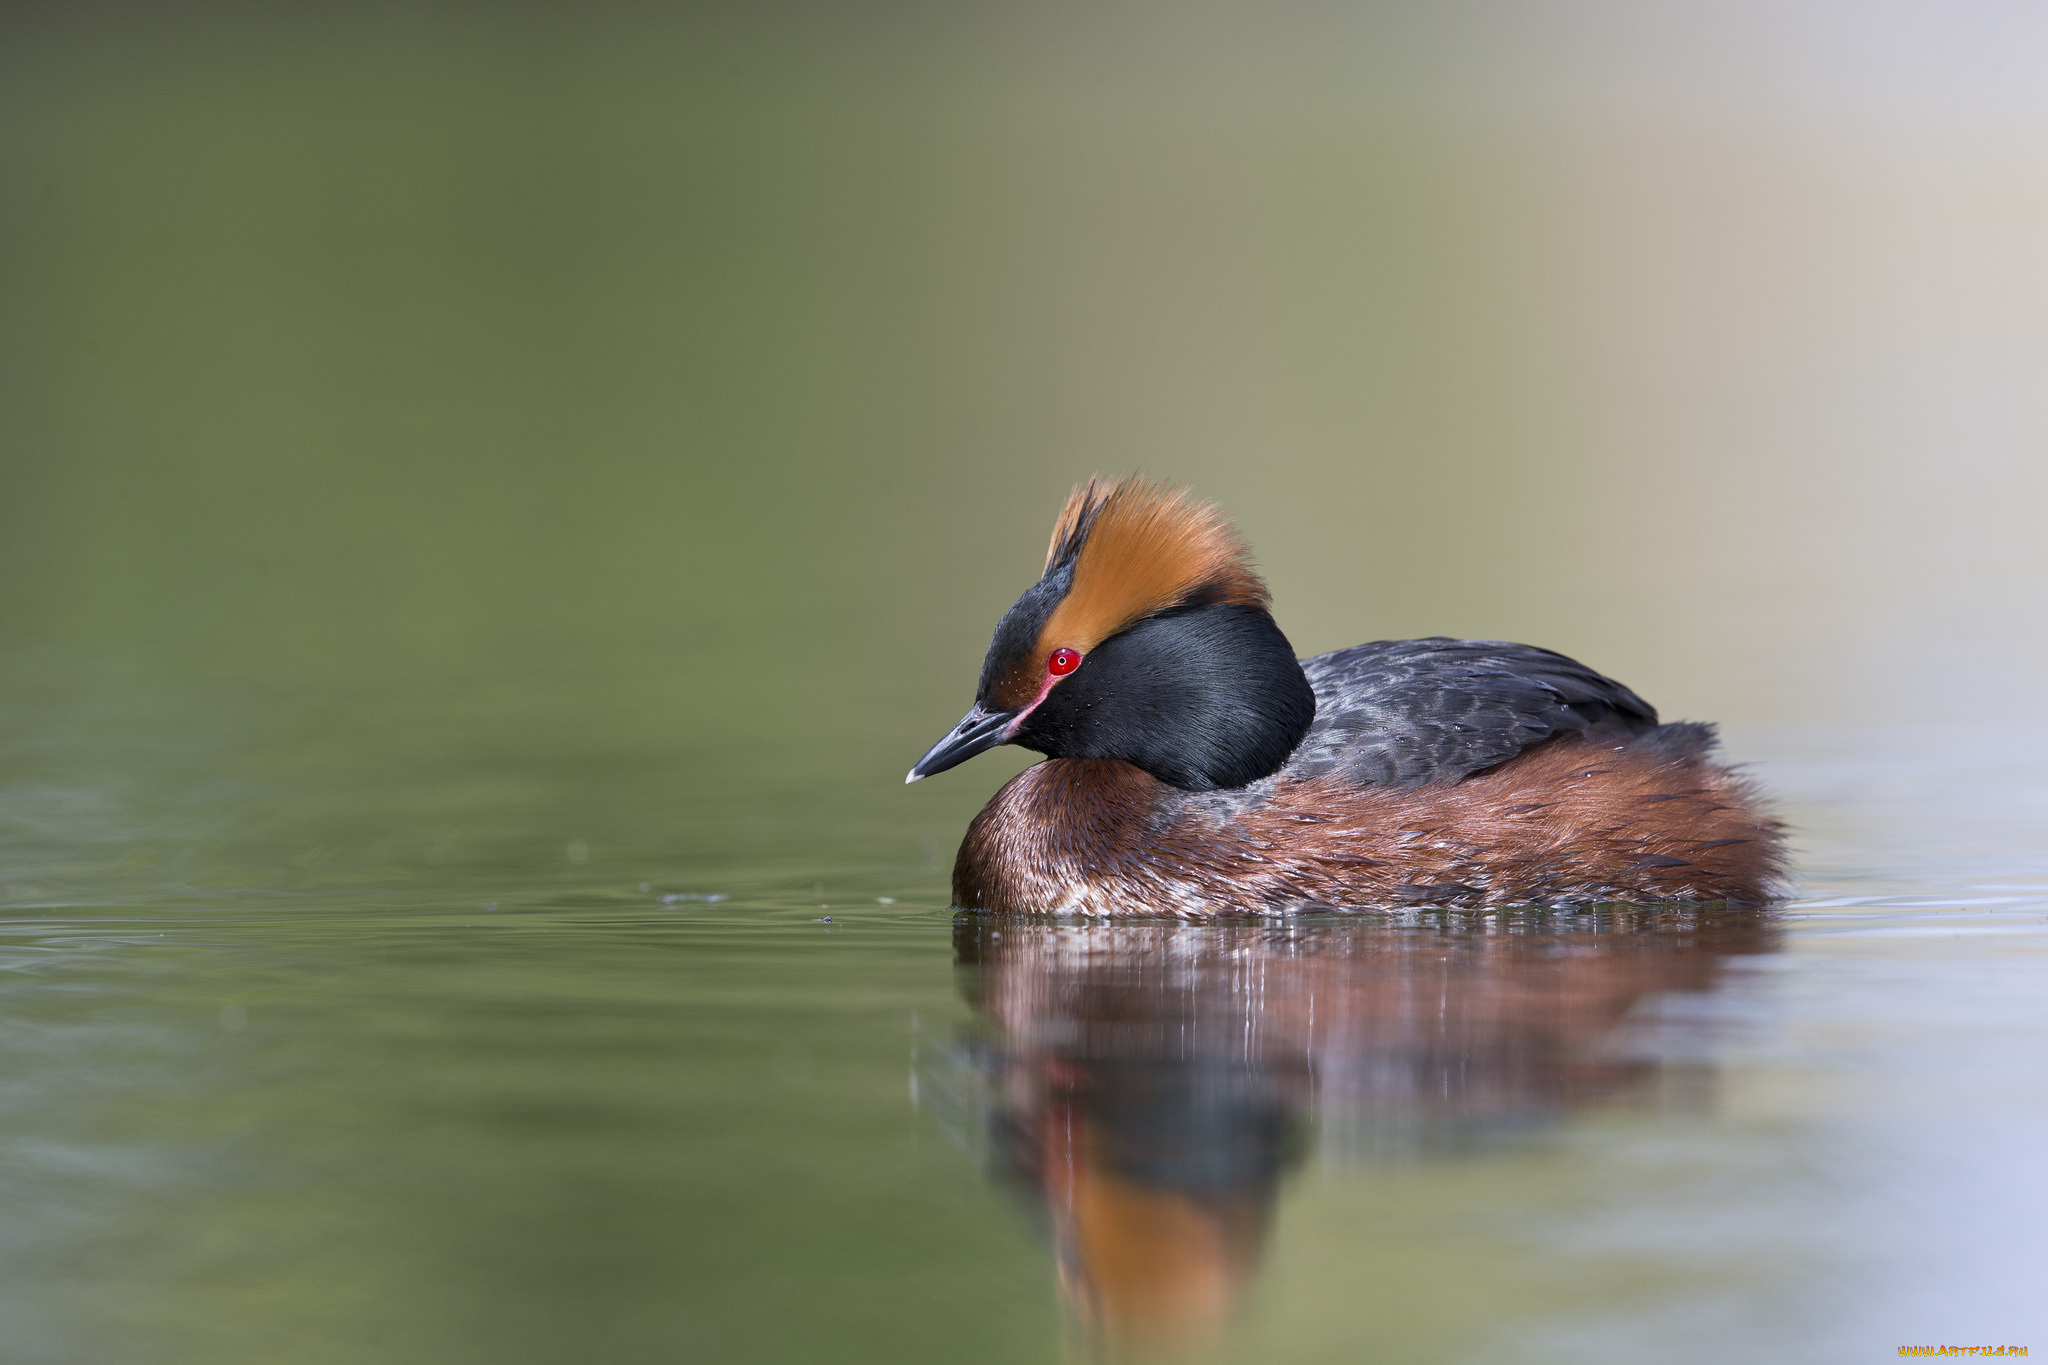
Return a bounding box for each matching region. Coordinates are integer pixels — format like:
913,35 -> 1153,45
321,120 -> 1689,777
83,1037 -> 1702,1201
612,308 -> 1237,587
1037,477 -> 1268,657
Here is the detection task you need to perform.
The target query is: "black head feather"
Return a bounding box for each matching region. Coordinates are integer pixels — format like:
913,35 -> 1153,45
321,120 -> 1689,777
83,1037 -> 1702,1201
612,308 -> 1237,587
1011,604 -> 1316,791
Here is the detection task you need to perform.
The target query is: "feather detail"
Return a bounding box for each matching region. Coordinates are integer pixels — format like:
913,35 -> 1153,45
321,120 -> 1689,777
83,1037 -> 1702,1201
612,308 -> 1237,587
1036,476 -> 1268,659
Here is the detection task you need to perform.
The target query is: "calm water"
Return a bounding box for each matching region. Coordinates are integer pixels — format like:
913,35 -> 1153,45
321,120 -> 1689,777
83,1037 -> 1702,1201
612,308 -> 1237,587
3,675 -> 2043,1363
6,7 -> 2048,1361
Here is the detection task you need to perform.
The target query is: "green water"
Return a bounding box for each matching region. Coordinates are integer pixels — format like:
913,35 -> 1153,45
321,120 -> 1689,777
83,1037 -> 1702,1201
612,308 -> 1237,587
5,8 -> 2047,1362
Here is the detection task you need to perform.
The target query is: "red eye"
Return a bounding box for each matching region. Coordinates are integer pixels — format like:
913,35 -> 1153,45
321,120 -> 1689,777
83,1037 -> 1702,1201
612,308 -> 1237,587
1047,648 -> 1082,676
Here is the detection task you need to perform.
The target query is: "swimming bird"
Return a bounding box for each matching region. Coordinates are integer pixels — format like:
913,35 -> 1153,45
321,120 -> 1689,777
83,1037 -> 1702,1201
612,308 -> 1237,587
908,477 -> 1784,915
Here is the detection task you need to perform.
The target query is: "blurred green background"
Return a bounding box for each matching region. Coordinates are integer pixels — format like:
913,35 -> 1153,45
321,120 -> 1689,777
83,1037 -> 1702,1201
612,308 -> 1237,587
10,3 -> 2047,764
4,4 -> 2048,1362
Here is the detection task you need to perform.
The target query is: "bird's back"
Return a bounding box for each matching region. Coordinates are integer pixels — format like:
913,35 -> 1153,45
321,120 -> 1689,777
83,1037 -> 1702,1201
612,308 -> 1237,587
1285,637 -> 1675,788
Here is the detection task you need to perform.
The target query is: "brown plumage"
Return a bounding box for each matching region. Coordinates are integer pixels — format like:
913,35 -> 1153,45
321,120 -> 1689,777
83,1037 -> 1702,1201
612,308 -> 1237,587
911,476 -> 1787,914
955,736 -> 1782,917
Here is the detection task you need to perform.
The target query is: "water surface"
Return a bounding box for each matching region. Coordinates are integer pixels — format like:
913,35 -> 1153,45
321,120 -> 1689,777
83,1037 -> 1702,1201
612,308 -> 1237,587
3,677 -> 2043,1362
5,7 -> 2048,1361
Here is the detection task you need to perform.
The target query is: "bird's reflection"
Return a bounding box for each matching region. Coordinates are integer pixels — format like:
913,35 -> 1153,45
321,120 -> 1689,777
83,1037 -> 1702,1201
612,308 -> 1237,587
925,908 -> 1776,1353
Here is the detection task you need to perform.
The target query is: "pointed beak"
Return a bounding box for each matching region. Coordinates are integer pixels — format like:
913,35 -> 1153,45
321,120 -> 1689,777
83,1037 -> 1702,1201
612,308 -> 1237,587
906,704 -> 1017,783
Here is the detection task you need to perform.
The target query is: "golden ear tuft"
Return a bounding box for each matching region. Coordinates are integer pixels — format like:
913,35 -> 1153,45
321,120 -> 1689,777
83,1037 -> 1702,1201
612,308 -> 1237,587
1037,476 -> 1269,655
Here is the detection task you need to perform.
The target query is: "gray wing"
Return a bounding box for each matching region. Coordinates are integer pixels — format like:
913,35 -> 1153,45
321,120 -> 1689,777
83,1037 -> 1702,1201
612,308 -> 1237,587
1288,637 -> 1660,787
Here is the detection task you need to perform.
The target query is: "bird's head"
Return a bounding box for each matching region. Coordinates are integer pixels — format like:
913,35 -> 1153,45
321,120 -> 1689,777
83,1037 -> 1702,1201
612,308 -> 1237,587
908,477 -> 1315,791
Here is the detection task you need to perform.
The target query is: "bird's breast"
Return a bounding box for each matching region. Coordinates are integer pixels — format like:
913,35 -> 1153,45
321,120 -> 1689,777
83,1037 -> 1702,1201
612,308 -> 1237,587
950,740 -> 1784,915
